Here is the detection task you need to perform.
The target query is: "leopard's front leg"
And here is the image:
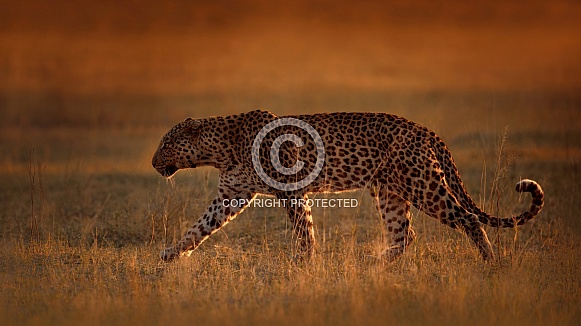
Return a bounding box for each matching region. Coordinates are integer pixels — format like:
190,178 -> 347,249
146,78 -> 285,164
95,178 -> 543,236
161,188 -> 255,262
282,193 -> 316,258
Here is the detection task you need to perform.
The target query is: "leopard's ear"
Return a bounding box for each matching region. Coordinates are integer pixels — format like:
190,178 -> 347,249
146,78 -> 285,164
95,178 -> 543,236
184,117 -> 202,135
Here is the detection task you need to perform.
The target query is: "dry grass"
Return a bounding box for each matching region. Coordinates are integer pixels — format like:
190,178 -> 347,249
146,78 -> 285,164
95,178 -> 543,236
0,234 -> 578,326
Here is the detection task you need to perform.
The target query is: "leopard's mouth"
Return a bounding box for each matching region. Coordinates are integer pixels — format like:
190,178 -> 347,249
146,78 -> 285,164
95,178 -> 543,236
159,165 -> 178,178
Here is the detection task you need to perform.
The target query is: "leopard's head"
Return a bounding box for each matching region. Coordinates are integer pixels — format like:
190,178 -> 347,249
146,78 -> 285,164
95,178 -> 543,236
152,118 -> 202,178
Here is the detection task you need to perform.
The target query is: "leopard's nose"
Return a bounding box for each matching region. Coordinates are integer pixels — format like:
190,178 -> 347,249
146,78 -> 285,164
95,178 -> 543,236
151,151 -> 169,176
152,149 -> 161,169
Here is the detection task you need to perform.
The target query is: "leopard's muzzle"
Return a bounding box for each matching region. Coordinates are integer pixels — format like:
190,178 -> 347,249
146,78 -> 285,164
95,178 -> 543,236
157,165 -> 178,178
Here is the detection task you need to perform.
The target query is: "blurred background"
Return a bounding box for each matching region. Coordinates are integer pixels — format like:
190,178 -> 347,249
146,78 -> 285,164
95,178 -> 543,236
0,0 -> 579,175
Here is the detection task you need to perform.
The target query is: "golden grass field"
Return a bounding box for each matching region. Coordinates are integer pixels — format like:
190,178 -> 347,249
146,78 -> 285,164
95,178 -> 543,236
1,1 -> 580,325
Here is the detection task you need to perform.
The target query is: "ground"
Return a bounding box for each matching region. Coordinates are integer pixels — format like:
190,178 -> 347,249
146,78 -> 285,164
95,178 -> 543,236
0,1 -> 580,325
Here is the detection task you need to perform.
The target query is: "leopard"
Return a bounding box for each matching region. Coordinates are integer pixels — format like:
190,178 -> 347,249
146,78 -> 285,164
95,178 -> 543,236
152,110 -> 544,262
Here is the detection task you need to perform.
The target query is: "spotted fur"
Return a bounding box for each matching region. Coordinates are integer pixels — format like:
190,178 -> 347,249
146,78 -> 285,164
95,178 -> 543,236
152,110 -> 544,262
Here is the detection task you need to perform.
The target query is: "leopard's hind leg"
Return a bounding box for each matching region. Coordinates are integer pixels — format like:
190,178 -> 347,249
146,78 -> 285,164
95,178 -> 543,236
396,149 -> 495,261
371,187 -> 416,261
419,179 -> 495,261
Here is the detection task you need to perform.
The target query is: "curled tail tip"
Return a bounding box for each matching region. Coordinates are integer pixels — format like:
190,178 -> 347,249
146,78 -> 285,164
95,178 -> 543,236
483,179 -> 544,228
515,179 -> 542,193
515,178 -> 544,219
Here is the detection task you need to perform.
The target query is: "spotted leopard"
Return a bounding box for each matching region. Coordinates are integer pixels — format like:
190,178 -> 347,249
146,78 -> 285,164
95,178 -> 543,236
152,110 -> 544,262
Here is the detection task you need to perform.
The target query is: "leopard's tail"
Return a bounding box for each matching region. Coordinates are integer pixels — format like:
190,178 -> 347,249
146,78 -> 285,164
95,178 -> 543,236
476,179 -> 544,228
433,133 -> 544,228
